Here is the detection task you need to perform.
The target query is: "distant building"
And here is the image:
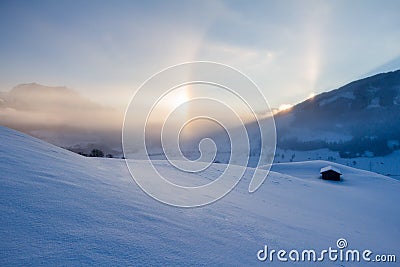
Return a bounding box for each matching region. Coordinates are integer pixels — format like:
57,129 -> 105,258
387,140 -> 399,150
320,166 -> 342,181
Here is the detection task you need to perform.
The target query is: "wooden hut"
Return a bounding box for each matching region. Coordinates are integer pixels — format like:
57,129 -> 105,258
320,166 -> 342,181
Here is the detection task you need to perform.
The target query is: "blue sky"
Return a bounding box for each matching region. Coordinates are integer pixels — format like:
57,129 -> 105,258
0,0 -> 399,110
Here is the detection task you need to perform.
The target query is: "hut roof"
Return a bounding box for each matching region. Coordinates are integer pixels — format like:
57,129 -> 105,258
320,165 -> 342,175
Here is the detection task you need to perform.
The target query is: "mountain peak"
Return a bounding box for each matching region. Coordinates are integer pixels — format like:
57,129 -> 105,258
11,83 -> 70,94
275,69 -> 400,158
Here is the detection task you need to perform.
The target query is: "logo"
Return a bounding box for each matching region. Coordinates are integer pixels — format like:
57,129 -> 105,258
257,238 -> 397,263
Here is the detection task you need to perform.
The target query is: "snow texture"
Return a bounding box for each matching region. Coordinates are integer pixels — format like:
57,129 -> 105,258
0,126 -> 399,266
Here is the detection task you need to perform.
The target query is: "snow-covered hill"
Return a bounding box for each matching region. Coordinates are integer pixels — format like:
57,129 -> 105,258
0,126 -> 399,266
182,70 -> 400,176
275,69 -> 400,158
273,148 -> 400,179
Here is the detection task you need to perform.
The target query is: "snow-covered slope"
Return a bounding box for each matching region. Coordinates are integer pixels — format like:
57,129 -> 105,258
273,148 -> 400,178
275,69 -> 400,152
0,126 -> 399,266
178,71 -> 400,175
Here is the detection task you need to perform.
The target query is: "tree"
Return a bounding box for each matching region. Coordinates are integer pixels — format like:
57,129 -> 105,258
89,149 -> 104,157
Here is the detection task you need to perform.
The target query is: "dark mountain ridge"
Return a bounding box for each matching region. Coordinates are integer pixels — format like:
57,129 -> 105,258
275,69 -> 400,157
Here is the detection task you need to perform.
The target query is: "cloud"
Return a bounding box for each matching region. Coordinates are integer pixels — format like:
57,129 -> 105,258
0,83 -> 122,128
0,83 -> 123,147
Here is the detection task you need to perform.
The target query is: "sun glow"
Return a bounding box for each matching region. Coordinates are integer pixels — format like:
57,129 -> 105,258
278,104 -> 293,112
159,87 -> 190,110
173,88 -> 189,107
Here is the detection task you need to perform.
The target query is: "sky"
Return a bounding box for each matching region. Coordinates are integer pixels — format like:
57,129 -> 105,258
0,0 -> 400,111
